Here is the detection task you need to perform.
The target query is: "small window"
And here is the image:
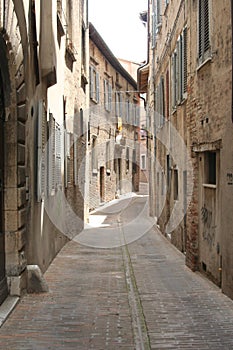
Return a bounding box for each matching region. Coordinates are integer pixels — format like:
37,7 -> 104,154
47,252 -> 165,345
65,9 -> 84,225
132,149 -> 137,174
126,147 -> 130,172
174,169 -> 178,200
80,108 -> 84,136
106,141 -> 111,171
92,137 -> 98,172
205,151 -> 216,185
141,154 -> 146,170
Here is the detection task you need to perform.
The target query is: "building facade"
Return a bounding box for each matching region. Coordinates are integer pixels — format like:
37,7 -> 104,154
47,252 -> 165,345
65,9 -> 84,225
89,23 -> 140,211
139,0 -> 233,299
119,58 -> 149,192
0,0 -> 89,305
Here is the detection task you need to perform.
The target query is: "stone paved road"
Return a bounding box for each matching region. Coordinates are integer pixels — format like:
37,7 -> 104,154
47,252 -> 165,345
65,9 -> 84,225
0,195 -> 233,349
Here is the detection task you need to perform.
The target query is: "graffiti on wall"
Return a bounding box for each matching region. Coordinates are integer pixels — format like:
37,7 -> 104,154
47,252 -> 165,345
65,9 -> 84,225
201,205 -> 216,248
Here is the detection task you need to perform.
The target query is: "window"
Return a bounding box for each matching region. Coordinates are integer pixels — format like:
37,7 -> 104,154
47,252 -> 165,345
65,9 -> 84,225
171,27 -> 187,108
106,141 -> 111,171
174,169 -> 178,200
152,0 -> 162,48
154,76 -> 165,130
55,123 -> 62,189
104,79 -> 112,112
126,147 -> 130,172
205,151 -> 216,185
48,113 -> 56,196
198,0 -> 211,65
92,136 -> 98,172
80,108 -> 84,136
115,91 -> 123,117
37,100 -> 47,201
64,130 -> 72,187
166,155 -> 171,189
126,100 -> 131,124
89,66 -> 100,103
141,154 -> 146,170
73,135 -> 78,186
132,149 -> 137,174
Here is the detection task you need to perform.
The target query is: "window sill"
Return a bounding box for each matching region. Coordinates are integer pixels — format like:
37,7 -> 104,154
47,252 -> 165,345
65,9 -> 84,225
196,56 -> 212,72
90,98 -> 99,104
203,184 -> 216,189
92,169 -> 98,175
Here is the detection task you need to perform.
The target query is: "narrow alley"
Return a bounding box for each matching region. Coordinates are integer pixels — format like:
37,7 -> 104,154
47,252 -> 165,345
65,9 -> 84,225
0,195 -> 233,350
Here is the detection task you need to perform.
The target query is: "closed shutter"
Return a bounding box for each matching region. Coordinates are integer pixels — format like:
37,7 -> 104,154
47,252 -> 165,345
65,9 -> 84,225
104,80 -> 108,110
182,27 -> 188,96
176,39 -> 181,104
115,92 -> 119,117
156,0 -> 161,26
160,77 -> 165,126
171,52 -> 177,108
96,72 -> 100,102
48,113 -> 56,196
108,84 -> 112,112
198,0 -> 210,62
89,66 -> 94,99
73,134 -> 78,186
55,123 -> 62,188
36,100 -> 47,201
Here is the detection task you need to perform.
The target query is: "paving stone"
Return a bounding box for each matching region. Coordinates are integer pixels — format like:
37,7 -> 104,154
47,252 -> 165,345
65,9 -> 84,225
0,196 -> 233,349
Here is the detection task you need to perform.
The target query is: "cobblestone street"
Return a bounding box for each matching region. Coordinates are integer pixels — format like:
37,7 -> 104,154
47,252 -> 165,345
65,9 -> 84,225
0,195 -> 233,349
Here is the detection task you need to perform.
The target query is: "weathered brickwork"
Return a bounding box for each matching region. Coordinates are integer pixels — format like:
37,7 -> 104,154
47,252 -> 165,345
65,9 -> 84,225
141,0 -> 233,298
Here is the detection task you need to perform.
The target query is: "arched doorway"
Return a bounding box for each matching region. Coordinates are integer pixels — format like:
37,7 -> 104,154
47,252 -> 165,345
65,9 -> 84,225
0,72 -> 8,305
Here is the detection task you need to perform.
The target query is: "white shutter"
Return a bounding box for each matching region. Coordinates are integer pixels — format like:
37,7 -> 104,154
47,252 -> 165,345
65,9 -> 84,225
36,100 -> 47,201
64,129 -> 68,188
48,113 -> 56,196
73,134 -> 78,186
55,123 -> 62,188
36,100 -> 43,202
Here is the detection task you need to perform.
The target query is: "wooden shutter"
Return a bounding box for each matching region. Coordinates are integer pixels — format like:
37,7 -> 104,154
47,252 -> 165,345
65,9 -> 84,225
90,66 -> 94,99
73,134 -> 78,186
104,80 -> 107,110
171,52 -> 176,109
96,72 -> 100,102
166,70 -> 170,119
48,113 -> 56,196
36,100 -> 47,201
160,77 -> 165,126
156,0 -> 161,26
108,84 -> 112,112
55,123 -> 62,188
176,39 -> 181,104
182,27 -> 188,96
199,0 -> 210,62
115,92 -> 119,117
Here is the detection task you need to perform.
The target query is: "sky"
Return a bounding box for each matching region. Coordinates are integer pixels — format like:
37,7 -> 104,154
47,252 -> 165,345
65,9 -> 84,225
88,0 -> 148,63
